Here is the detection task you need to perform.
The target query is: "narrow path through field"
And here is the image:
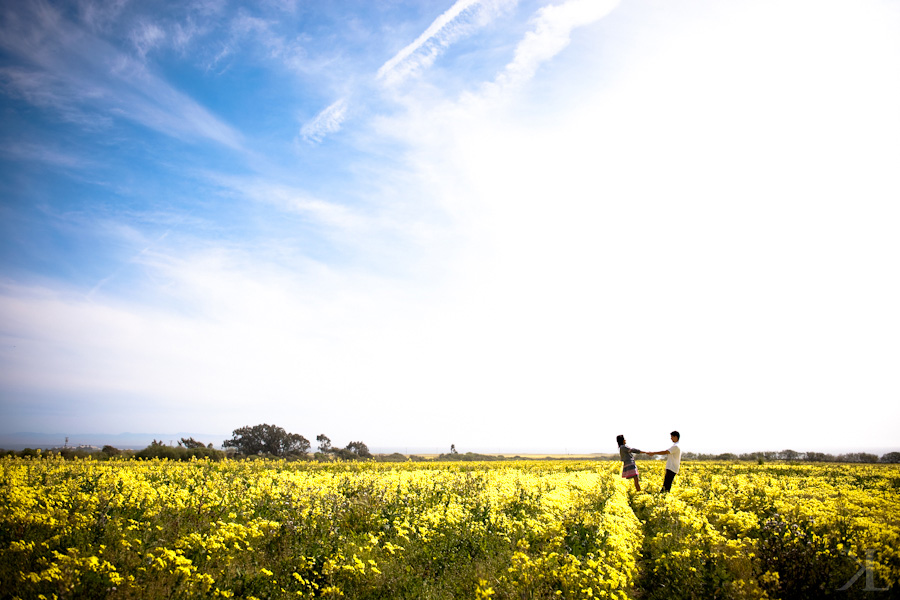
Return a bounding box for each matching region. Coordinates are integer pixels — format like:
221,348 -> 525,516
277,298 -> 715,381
624,487 -> 658,600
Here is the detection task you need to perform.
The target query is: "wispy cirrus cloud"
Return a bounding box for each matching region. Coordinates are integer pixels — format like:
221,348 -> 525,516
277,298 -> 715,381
205,170 -> 446,254
3,0 -> 900,453
300,98 -> 348,143
368,0 -> 623,148
200,10 -> 311,75
0,142 -> 94,169
209,172 -> 365,232
303,0 -> 518,145
0,66 -> 114,129
492,0 -> 619,91
78,0 -> 130,33
0,2 -> 242,149
131,21 -> 167,58
377,0 -> 517,86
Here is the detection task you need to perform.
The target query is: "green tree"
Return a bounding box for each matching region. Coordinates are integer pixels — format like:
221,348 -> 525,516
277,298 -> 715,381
316,434 -> 333,454
136,440 -> 182,460
345,440 -> 371,458
326,440 -> 373,461
838,452 -> 879,463
805,451 -> 836,462
880,452 -> 900,463
779,449 -> 800,461
223,424 -> 310,457
179,437 -> 206,449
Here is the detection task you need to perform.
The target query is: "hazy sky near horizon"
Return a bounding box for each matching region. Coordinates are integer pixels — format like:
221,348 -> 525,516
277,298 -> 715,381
2,0 -> 899,454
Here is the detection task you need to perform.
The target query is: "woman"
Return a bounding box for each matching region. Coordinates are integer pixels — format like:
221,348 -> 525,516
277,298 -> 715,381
617,434 -> 645,491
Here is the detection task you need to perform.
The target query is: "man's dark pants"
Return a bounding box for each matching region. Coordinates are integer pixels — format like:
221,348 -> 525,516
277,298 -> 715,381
662,469 -> 677,492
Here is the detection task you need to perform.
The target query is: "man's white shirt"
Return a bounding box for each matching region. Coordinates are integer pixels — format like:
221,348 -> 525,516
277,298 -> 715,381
666,442 -> 682,473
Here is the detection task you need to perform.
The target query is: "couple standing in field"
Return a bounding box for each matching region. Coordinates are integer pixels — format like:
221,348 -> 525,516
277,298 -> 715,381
617,431 -> 681,493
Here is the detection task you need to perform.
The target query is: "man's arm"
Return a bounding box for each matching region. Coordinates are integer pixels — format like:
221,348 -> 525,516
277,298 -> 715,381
646,450 -> 671,456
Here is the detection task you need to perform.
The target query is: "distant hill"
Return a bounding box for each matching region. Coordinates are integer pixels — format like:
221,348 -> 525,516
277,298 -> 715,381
0,432 -> 228,451
1,434 -> 895,457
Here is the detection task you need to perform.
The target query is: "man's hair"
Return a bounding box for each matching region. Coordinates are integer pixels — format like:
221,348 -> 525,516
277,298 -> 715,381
616,434 -> 625,446
670,431 -> 680,441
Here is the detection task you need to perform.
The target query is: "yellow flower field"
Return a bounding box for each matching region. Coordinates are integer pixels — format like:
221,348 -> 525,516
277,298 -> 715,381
1,457 -> 897,599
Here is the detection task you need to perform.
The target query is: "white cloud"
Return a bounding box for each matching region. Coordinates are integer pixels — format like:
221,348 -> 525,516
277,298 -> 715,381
378,0 -> 479,82
300,98 -> 348,143
131,21 -> 166,58
4,0 -> 899,453
231,13 -> 271,37
0,67 -> 114,129
172,19 -> 201,51
365,0 -> 900,451
213,175 -> 366,232
79,0 -> 130,32
0,252 -> 448,439
199,170 -> 454,276
221,12 -> 311,74
190,0 -> 228,18
377,0 -> 517,86
492,0 -> 619,92
0,142 -> 93,169
261,0 -> 301,14
0,3 -> 243,149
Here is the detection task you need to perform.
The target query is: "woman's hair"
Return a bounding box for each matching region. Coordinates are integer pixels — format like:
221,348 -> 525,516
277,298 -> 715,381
616,434 -> 625,446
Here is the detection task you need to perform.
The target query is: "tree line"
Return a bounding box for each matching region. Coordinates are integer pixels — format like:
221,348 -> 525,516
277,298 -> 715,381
217,423 -> 375,460
0,424 -> 380,462
680,449 -> 900,463
3,425 -> 899,464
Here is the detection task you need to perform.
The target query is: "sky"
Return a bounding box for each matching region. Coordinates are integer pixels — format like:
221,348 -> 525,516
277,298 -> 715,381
1,0 -> 899,455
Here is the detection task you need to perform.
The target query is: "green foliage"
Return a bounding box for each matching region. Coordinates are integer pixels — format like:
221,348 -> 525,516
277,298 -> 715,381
756,515 -> 860,599
344,440 -> 371,458
178,437 -> 208,449
838,452 -> 879,464
314,437 -> 373,461
48,448 -> 100,460
316,434 -> 332,453
435,452 -> 509,461
135,440 -> 224,461
683,450 -> 895,463
881,452 -> 900,464
375,453 -> 427,462
222,423 -> 310,457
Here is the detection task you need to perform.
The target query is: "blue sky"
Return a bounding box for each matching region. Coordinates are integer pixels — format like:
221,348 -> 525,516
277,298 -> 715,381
2,0 -> 899,454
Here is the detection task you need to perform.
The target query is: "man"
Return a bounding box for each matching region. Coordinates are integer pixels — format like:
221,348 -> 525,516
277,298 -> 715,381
646,431 -> 681,492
